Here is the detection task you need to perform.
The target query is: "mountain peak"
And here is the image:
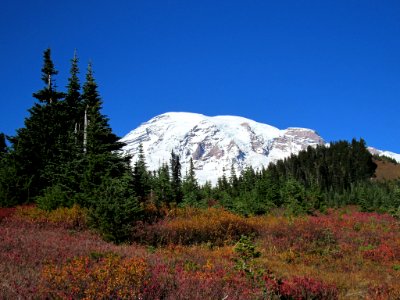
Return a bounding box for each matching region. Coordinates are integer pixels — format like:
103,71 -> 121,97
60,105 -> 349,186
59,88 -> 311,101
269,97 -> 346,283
121,112 -> 324,184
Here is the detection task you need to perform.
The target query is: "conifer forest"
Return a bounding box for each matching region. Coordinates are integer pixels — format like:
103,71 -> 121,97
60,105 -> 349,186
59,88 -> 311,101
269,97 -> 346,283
1,50 -> 400,299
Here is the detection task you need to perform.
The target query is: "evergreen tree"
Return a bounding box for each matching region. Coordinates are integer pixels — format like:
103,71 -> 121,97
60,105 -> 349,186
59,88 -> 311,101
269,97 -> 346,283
64,50 -> 83,152
280,178 -> 306,215
59,62 -> 131,208
8,48 -> 66,201
133,143 -> 150,201
229,162 -> 239,197
42,51 -> 84,192
32,48 -> 65,104
170,150 -> 182,204
153,163 -> 173,206
181,158 -> 200,206
200,181 -> 213,200
82,62 -> 124,155
65,50 -> 81,110
217,169 -> 230,193
254,170 -> 280,209
238,167 -> 256,194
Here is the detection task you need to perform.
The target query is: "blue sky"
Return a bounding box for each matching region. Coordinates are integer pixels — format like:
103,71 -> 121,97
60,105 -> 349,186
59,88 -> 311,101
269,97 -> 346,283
1,1 -> 399,152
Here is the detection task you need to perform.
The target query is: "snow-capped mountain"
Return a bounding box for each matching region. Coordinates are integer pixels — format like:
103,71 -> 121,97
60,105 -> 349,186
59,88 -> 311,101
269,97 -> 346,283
120,112 -> 325,185
120,112 -> 400,185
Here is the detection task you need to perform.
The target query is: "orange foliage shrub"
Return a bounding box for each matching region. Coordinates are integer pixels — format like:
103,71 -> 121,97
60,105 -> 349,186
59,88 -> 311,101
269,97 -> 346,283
14,204 -> 87,229
40,254 -> 146,299
135,207 -> 258,246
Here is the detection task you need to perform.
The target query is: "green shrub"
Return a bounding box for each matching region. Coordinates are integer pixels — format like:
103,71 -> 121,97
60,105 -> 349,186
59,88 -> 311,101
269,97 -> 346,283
234,235 -> 261,276
89,175 -> 142,244
36,184 -> 73,210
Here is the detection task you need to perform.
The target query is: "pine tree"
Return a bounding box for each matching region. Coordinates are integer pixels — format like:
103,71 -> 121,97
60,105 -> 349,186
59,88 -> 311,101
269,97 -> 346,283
9,49 -> 66,201
65,50 -> 81,109
217,169 -> 230,193
49,51 -> 83,168
182,158 -> 200,206
36,51 -> 86,208
186,158 -> 197,185
133,143 -> 150,201
82,62 -> 124,155
153,163 -> 173,206
70,62 -> 131,207
229,162 -> 239,196
65,50 -> 83,150
170,150 -> 182,204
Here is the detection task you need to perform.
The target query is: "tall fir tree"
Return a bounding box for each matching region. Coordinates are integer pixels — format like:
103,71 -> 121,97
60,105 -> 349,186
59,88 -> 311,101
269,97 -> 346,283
9,48 -> 66,201
65,50 -> 83,150
133,143 -> 150,201
82,62 -> 124,155
229,162 -> 239,196
65,50 -> 81,110
36,52 -> 85,208
153,163 -> 173,207
170,150 -> 182,204
60,61 -> 132,208
181,158 -> 200,206
49,51 -> 83,167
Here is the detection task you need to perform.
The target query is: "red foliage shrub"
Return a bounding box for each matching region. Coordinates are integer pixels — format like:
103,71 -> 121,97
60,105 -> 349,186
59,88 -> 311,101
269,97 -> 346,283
141,261 -> 264,300
258,216 -> 338,256
264,275 -> 338,300
279,276 -> 338,300
362,243 -> 395,262
0,207 -> 15,221
0,211 -> 148,298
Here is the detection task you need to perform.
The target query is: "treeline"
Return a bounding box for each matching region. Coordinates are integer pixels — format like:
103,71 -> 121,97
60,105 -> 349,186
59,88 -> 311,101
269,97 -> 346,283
210,140 -> 399,216
1,49 -> 399,243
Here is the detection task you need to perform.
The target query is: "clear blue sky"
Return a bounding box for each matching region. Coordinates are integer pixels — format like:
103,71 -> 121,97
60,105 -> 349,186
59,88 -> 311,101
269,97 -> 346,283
1,1 -> 399,152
